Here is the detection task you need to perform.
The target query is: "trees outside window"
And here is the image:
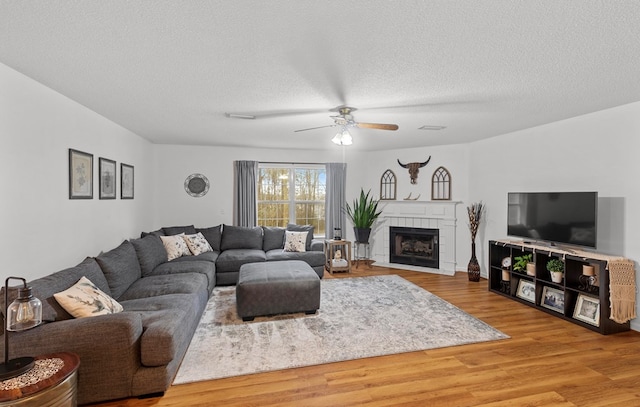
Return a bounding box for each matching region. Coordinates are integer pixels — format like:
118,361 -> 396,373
258,164 -> 326,236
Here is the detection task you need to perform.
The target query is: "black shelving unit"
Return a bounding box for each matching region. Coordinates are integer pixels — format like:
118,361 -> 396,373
488,240 -> 630,335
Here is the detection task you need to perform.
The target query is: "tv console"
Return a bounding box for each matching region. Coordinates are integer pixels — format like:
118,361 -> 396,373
488,240 -> 633,335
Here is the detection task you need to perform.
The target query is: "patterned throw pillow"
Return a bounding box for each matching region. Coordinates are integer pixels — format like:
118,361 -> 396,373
160,234 -> 191,261
283,231 -> 308,252
53,276 -> 123,318
183,232 -> 213,255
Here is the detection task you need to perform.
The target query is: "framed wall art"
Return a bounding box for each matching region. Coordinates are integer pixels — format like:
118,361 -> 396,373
184,173 -> 210,197
431,166 -> 451,200
515,279 -> 535,303
380,169 -> 397,200
121,163 -> 134,199
99,158 -> 116,199
540,286 -> 565,313
69,149 -> 93,199
573,294 -> 600,326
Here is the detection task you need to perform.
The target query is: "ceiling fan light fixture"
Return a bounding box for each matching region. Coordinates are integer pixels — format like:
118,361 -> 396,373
332,128 -> 352,146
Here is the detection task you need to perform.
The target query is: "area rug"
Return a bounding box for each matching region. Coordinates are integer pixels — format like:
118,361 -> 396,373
173,275 -> 508,384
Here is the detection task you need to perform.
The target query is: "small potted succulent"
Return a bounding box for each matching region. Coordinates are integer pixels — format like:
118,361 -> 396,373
546,258 -> 565,283
513,253 -> 535,275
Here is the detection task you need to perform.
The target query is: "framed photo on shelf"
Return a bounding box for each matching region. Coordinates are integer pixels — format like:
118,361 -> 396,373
69,149 -> 93,199
573,294 -> 600,326
99,158 -> 116,199
540,286 -> 565,313
121,163 -> 134,199
516,279 -> 536,303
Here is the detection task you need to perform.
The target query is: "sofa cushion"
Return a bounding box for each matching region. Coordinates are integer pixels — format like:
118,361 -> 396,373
220,225 -> 263,251
118,273 -> 208,301
287,224 -> 314,250
216,249 -> 266,272
149,260 -> 216,293
196,225 -> 222,252
130,235 -> 168,276
120,293 -> 206,367
266,249 -> 326,268
95,240 -> 142,300
2,257 -> 111,322
54,276 -> 123,318
262,226 -> 285,251
169,250 -> 218,263
140,229 -> 165,238
183,232 -> 213,255
284,230 -> 308,252
162,225 -> 197,236
160,234 -> 191,261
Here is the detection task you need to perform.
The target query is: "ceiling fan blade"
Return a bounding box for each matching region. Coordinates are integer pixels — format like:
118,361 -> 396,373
355,122 -> 399,131
294,124 -> 337,133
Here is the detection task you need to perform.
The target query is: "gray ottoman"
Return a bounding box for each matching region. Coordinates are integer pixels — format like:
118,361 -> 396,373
236,260 -> 321,321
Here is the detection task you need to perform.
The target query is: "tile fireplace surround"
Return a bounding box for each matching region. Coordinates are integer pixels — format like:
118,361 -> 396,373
370,201 -> 461,275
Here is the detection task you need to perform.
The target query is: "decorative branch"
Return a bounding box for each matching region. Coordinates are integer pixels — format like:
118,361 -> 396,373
467,201 -> 484,241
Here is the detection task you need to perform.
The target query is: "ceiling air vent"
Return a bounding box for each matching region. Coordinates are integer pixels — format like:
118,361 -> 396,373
419,125 -> 446,130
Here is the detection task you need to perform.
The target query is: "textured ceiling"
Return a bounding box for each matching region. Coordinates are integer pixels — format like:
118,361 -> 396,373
2,1 -> 640,151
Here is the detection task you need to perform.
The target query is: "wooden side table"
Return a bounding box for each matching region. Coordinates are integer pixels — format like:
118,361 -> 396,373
0,352 -> 80,407
324,239 -> 352,274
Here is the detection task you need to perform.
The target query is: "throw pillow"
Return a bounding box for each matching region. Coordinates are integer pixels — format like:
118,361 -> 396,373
53,276 -> 123,318
183,232 -> 213,255
160,234 -> 191,261
284,231 -> 308,252
286,224 -> 314,250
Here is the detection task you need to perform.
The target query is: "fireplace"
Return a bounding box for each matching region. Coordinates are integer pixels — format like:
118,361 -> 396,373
389,226 -> 439,269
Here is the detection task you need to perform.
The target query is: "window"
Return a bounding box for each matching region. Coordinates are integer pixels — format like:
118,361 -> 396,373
258,164 -> 326,236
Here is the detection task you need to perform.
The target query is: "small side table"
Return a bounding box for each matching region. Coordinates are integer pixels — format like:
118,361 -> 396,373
0,352 -> 80,407
324,239 -> 352,274
354,242 -> 373,269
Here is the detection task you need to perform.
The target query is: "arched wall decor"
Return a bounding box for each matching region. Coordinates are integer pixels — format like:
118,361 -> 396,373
380,169 -> 397,200
431,166 -> 451,200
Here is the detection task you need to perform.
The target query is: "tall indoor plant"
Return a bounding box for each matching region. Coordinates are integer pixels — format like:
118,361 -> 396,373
345,188 -> 382,243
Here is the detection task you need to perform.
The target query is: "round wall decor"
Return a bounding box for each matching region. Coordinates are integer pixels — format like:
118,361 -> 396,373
184,173 -> 210,197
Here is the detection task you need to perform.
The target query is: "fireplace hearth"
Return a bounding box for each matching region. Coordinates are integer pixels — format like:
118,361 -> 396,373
389,226 -> 439,269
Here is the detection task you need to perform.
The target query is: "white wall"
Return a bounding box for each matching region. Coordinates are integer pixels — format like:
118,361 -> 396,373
356,144 -> 472,269
150,143 -> 473,269
151,144 -> 365,230
468,101 -> 640,330
0,63 -> 154,281
3,58 -> 639,330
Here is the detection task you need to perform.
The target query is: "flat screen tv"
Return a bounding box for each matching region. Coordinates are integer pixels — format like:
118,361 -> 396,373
507,192 -> 598,249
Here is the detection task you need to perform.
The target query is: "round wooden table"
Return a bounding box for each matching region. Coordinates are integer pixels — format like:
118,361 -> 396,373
0,352 -> 80,407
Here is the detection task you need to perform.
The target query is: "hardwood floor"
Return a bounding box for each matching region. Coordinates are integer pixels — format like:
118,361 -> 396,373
92,267 -> 640,406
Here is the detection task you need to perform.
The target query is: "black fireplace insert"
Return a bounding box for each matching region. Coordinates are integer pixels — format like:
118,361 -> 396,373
389,226 -> 439,269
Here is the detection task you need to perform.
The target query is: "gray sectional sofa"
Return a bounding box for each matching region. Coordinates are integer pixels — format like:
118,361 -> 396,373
0,224 -> 324,405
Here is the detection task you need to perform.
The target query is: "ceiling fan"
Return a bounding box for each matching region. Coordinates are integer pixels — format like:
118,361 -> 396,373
293,106 -> 399,133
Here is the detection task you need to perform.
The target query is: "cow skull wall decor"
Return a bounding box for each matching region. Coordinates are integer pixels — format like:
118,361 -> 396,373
397,157 -> 431,184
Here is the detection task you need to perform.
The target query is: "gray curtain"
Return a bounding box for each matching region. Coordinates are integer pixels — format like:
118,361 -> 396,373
233,160 -> 258,226
325,162 -> 347,239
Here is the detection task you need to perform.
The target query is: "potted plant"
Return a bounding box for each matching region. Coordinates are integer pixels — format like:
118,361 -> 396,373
513,254 -> 533,275
547,258 -> 564,283
345,188 -> 382,244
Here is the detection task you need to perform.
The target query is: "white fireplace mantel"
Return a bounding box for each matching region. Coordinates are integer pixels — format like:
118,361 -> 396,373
371,201 -> 461,275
